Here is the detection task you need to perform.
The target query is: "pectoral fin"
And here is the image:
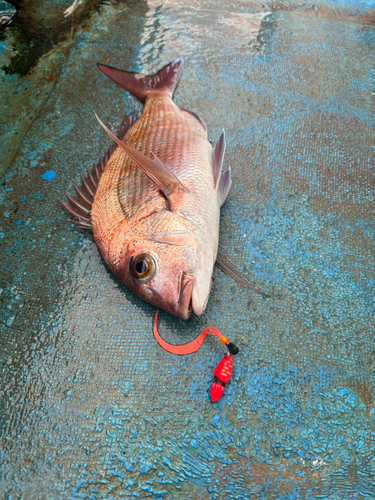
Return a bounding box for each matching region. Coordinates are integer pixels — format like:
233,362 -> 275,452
95,112 -> 188,198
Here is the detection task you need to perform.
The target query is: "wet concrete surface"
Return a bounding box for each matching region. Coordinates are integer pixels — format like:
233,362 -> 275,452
0,0 -> 375,498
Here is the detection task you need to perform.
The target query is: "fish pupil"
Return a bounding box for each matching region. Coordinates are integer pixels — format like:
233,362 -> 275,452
135,261 -> 147,274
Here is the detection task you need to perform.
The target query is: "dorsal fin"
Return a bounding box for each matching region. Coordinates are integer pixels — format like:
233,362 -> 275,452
97,58 -> 184,102
59,111 -> 139,229
212,130 -> 226,188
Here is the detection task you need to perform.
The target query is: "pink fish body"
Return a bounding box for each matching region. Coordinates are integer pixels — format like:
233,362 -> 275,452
60,59 -> 231,319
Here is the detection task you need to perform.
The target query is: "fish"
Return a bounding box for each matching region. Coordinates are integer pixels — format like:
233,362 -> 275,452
59,59 -> 266,319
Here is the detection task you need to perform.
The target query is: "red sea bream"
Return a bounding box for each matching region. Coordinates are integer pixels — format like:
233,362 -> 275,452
60,59 -> 231,319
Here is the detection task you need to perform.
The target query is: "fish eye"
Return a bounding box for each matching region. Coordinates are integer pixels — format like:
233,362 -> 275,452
131,254 -> 156,281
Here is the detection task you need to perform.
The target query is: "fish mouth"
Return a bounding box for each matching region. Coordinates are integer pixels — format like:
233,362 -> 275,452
176,274 -> 195,320
176,272 -> 213,319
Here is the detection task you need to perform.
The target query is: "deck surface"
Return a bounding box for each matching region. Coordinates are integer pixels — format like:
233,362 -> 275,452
0,0 -> 374,498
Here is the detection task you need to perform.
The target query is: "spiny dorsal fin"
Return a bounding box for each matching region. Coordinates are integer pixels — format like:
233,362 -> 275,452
212,130 -> 226,188
59,112 -> 138,230
97,58 -> 184,102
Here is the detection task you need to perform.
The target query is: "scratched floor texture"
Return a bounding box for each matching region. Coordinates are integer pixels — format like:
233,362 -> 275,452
0,0 -> 375,498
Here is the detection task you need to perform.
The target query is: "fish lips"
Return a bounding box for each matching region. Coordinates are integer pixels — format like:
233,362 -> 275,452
176,274 -> 195,320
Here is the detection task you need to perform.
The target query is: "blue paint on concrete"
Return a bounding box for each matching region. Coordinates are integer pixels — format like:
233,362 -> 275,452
42,170 -> 56,181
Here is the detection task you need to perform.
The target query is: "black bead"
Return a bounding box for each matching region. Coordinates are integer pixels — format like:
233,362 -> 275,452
227,342 -> 239,356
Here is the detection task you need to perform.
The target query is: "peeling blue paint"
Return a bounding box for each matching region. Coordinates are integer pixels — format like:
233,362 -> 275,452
42,170 -> 56,181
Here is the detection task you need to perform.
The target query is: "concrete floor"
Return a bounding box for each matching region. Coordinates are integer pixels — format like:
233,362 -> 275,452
0,0 -> 374,498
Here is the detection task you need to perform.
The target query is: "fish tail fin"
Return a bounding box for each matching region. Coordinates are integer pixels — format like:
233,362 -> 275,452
97,58 -> 184,102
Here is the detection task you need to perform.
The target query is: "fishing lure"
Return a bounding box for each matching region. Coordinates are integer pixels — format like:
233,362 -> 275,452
153,311 -> 239,402
211,355 -> 233,402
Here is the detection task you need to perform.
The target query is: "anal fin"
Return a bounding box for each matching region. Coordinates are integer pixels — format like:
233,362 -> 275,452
179,108 -> 207,133
212,130 -> 226,188
217,167 -> 232,206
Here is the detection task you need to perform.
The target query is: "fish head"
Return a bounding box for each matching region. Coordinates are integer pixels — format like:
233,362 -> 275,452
115,213 -> 214,319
